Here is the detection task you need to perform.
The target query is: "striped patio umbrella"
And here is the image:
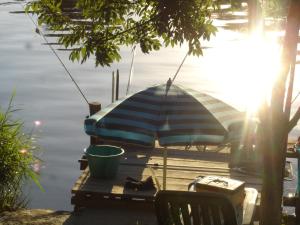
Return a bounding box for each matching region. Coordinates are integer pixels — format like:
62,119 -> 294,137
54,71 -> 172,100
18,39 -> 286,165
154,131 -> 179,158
85,82 -> 244,147
84,82 -> 245,189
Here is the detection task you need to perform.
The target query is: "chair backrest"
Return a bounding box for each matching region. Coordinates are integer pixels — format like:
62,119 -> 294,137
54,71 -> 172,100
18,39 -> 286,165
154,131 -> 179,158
155,190 -> 238,225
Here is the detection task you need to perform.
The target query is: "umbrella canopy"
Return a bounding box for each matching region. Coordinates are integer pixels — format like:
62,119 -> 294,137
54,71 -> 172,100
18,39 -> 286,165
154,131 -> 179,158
85,83 -> 244,148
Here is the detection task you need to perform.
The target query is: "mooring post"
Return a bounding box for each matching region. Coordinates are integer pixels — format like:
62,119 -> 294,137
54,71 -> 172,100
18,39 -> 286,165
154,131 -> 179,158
116,69 -> 119,101
296,197 -> 300,225
163,147 -> 167,190
89,102 -> 101,145
89,102 -> 101,116
112,71 -> 115,103
79,102 -> 102,170
296,150 -> 300,224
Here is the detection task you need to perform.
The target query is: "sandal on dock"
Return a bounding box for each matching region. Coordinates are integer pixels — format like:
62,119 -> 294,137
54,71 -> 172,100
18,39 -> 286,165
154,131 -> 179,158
124,176 -> 156,191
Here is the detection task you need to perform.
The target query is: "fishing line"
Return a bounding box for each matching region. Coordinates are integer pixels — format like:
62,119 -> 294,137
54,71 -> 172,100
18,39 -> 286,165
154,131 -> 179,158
292,91 -> 300,104
22,3 -> 89,105
126,45 -> 136,96
171,51 -> 189,83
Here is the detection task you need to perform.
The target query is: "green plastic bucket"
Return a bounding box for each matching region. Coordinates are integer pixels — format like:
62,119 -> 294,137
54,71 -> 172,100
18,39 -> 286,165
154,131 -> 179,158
85,145 -> 124,179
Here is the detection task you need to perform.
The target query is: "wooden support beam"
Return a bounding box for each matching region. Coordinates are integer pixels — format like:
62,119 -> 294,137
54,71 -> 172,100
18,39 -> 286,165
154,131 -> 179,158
88,102 -> 101,145
283,195 -> 298,206
259,1 -> 300,224
112,71 -> 115,103
89,102 -> 101,116
296,194 -> 300,225
283,214 -> 296,225
78,157 -> 88,170
116,69 -> 119,101
286,151 -> 299,158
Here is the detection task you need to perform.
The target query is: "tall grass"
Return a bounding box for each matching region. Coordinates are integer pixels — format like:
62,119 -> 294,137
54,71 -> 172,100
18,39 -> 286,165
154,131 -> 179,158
0,95 -> 41,212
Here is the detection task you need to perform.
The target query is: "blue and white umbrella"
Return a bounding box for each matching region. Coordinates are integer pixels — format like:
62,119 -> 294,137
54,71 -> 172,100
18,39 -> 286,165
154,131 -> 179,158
85,82 -> 245,189
85,82 -> 244,148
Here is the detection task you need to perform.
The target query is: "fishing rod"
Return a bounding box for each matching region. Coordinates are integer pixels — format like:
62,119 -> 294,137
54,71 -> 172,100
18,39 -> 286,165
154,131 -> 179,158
171,51 -> 189,84
292,91 -> 300,104
22,3 -> 89,105
126,45 -> 136,96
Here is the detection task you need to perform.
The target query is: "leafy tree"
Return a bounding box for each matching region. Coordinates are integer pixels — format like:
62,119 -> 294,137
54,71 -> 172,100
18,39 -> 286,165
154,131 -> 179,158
258,2 -> 300,224
26,0 -> 300,225
263,0 -> 290,18
27,0 -> 218,66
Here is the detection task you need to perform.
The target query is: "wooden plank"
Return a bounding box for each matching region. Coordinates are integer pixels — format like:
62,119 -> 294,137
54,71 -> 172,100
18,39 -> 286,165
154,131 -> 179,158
121,148 -> 229,169
74,162 -> 262,182
73,177 -> 261,195
71,194 -> 155,210
74,164 -> 262,186
72,189 -> 155,202
79,146 -> 231,170
72,168 -> 89,191
286,151 -> 298,158
122,158 -> 229,169
283,215 -> 296,225
72,165 -> 262,195
283,196 -> 298,206
122,147 -> 231,160
242,188 -> 258,225
296,196 -> 300,225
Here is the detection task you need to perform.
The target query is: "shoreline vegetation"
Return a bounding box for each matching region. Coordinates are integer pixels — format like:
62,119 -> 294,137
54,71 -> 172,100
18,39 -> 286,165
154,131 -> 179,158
0,209 -> 70,225
0,95 -> 42,213
0,208 -> 157,225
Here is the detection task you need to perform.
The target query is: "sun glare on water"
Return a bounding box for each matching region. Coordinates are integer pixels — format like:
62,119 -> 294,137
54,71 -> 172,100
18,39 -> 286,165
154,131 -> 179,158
221,31 -> 281,114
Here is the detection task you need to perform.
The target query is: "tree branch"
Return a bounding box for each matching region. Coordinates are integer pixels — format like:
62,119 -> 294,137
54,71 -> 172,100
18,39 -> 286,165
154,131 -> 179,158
288,106 -> 300,132
104,13 -> 159,43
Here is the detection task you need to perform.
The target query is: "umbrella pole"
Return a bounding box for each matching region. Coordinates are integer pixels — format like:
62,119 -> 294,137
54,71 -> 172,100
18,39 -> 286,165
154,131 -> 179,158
163,147 -> 167,190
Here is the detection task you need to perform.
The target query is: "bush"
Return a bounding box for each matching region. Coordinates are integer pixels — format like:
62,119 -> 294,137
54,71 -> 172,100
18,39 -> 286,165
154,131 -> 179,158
0,95 -> 41,212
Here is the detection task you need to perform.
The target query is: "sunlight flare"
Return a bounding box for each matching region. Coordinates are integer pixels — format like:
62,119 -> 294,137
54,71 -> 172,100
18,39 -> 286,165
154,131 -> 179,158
19,149 -> 28,155
34,120 -> 41,127
219,31 -> 281,114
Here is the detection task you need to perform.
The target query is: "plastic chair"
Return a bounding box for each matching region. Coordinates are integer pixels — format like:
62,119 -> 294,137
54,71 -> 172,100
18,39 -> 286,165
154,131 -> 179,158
155,190 -> 238,225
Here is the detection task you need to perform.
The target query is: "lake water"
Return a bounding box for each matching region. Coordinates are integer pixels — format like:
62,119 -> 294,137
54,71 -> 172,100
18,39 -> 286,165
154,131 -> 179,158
1,1 -> 299,211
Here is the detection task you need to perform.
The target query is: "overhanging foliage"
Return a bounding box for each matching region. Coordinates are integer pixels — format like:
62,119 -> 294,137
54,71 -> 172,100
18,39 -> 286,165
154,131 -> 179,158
27,0 -> 219,66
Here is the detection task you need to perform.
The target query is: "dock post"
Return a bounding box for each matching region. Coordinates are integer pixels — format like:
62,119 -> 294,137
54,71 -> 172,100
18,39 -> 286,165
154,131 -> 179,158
112,71 -> 115,103
116,69 -> 119,101
89,102 -> 101,116
163,148 -> 167,190
297,150 -> 300,224
89,102 -> 101,145
296,198 -> 300,225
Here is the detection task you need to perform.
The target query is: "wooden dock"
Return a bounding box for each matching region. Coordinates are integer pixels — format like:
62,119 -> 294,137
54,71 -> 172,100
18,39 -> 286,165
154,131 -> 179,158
71,146 -> 262,224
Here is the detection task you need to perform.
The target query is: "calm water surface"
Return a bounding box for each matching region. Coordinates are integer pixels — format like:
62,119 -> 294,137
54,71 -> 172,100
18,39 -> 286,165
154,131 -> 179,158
1,1 -> 299,210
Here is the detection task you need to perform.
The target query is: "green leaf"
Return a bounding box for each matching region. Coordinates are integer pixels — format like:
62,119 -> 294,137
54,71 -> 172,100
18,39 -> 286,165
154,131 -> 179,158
27,170 -> 44,192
